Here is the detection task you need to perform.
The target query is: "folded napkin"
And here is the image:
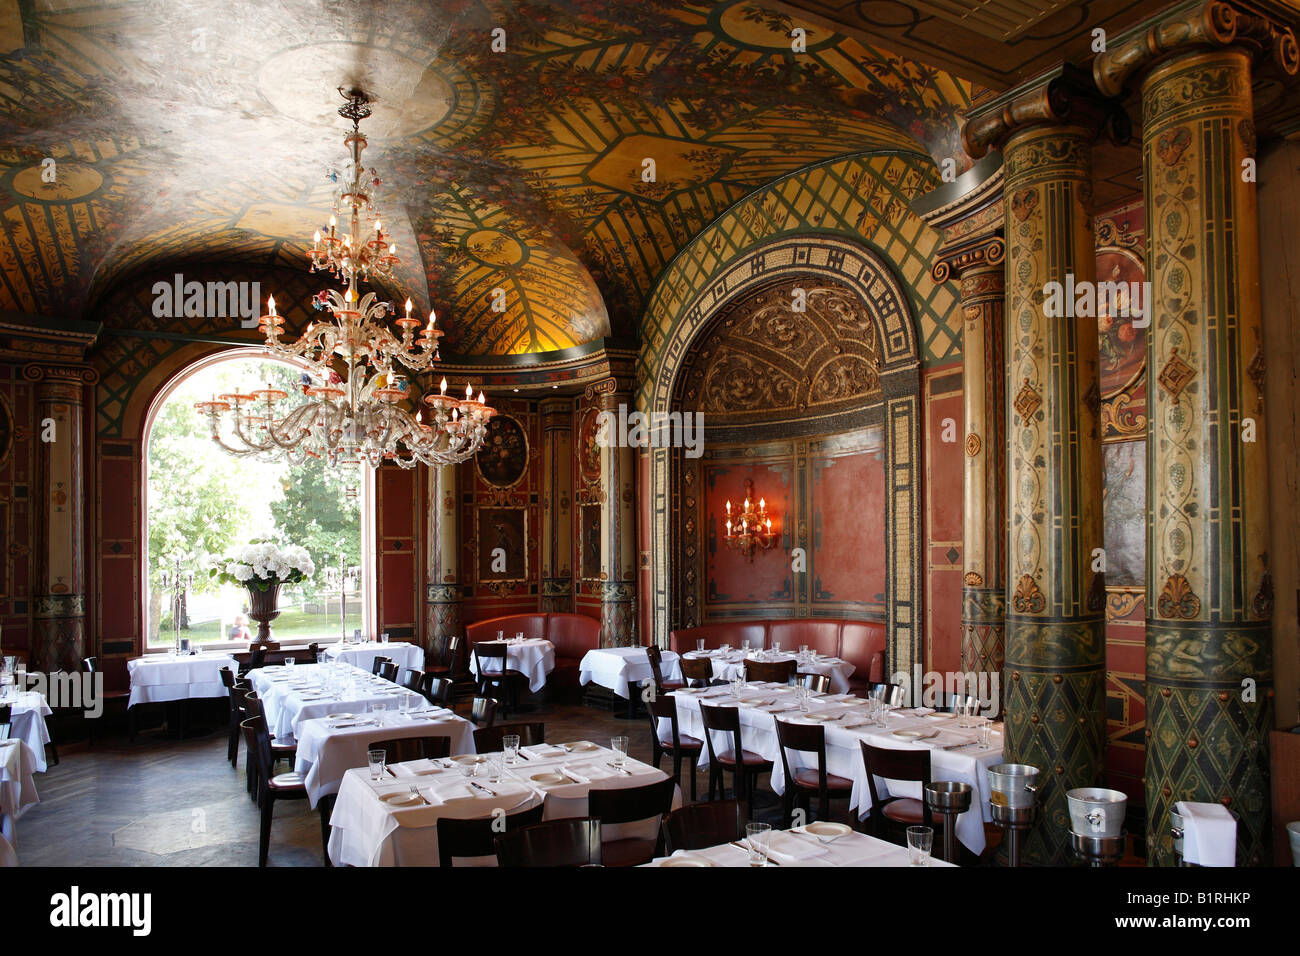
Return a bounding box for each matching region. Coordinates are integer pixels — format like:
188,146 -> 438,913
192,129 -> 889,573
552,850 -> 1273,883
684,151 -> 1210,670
911,707 -> 936,716
556,763 -> 621,784
390,759 -> 444,779
406,708 -> 455,720
1176,801 -> 1236,867
764,831 -> 828,865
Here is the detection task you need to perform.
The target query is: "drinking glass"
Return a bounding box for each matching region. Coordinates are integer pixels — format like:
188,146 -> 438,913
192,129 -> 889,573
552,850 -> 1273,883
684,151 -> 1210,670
745,822 -> 772,867
772,641 -> 781,654
381,632 -> 390,644
372,701 -> 388,725
720,643 -> 730,654
399,693 -> 411,716
907,826 -> 933,866
503,734 -> 521,766
610,735 -> 629,768
977,717 -> 992,750
515,631 -> 525,642
367,749 -> 387,781
486,755 -> 502,784
285,657 -> 295,668
696,639 -> 705,653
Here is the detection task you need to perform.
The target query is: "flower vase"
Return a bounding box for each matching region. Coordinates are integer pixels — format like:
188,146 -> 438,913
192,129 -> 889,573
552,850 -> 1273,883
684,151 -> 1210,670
247,583 -> 282,642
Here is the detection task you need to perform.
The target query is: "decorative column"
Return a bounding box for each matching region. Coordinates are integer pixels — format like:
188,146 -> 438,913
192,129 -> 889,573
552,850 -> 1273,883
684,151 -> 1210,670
27,365 -> 92,673
965,70 -> 1113,864
425,461 -> 460,665
540,397 -> 574,612
923,160 -> 1008,689
590,378 -> 636,647
1096,1 -> 1298,865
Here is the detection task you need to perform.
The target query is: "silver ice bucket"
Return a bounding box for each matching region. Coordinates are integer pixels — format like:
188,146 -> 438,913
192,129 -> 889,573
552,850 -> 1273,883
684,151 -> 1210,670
987,763 -> 1039,810
1067,787 -> 1127,839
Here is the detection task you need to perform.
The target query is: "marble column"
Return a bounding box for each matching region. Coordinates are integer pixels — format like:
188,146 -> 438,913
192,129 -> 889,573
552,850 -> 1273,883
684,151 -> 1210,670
425,461 -> 460,666
27,365 -> 90,673
1096,4 -> 1298,865
540,397 -> 574,613
591,379 -> 636,647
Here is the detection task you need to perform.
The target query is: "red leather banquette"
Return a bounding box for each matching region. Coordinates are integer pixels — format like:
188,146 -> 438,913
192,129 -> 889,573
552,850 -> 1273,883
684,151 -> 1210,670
668,618 -> 886,693
465,613 -> 602,690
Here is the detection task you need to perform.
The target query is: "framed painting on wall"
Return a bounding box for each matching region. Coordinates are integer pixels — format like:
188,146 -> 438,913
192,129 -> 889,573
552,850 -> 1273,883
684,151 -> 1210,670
579,503 -> 601,580
475,414 -> 529,489
476,506 -> 528,583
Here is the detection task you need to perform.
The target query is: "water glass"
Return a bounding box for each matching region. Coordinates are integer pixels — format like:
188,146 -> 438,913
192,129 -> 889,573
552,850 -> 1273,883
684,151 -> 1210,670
610,735 -> 629,767
399,693 -> 411,716
977,717 -> 992,750
381,632 -> 390,644
367,749 -> 387,781
503,734 -> 521,765
372,701 -> 388,725
285,657 -> 295,667
696,639 -> 705,653
745,822 -> 772,867
772,641 -> 781,654
486,755 -> 503,784
515,632 -> 525,642
720,643 -> 730,654
907,826 -> 933,866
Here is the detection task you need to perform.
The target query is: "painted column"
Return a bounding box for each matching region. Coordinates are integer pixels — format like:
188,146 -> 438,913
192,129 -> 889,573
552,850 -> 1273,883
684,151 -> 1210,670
591,379 -> 636,647
540,397 -> 574,613
1097,6 -> 1298,864
28,365 -> 90,673
425,461 -> 460,663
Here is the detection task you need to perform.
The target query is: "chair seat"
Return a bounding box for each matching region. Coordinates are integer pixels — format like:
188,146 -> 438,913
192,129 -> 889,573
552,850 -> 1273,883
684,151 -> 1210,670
716,749 -> 772,769
791,767 -> 854,791
881,797 -> 926,825
480,668 -> 528,682
271,737 -> 296,751
268,771 -> 306,790
659,680 -> 686,692
660,733 -> 703,752
601,837 -> 659,868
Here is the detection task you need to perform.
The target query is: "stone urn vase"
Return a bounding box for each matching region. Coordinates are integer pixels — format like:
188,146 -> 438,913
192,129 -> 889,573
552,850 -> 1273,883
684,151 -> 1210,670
246,582 -> 282,642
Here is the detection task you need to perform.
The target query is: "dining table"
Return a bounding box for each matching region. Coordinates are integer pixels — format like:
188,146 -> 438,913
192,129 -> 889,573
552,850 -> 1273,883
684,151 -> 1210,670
324,641 -> 425,682
681,647 -> 857,694
327,739 -> 677,866
468,637 -> 555,693
247,662 -> 425,741
126,651 -> 238,708
0,738 -> 40,859
666,681 -> 1002,854
1,687 -> 52,772
644,826 -> 956,867
578,646 -> 683,699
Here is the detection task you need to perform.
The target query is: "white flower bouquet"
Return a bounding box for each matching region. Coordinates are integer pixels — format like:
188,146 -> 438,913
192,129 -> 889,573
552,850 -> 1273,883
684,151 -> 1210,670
210,540 -> 316,592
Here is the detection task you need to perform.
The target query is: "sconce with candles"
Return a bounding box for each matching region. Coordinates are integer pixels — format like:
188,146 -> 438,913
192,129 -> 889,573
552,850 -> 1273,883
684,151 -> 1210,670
723,478 -> 777,561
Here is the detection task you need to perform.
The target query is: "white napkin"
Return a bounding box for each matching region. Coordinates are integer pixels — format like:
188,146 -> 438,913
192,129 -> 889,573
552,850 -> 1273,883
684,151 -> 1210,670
390,759 -> 444,779
763,831 -> 828,865
1176,801 -> 1236,867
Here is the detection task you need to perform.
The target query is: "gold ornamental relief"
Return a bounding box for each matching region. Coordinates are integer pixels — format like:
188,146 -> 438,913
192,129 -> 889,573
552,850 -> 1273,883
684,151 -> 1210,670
1012,573 -> 1045,614
965,432 -> 981,457
1157,348 -> 1196,404
1157,573 -> 1201,620
1013,378 -> 1042,422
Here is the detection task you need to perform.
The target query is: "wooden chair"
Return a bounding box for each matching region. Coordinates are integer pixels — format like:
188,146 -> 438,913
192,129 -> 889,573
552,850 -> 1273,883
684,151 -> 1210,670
860,740 -> 933,843
646,694 -> 701,800
869,683 -> 906,707
774,718 -> 854,826
698,702 -> 772,805
473,642 -> 528,717
0,704 -> 10,741
241,692 -> 296,800
425,635 -> 460,679
662,800 -> 745,854
496,818 -> 602,867
587,777 -> 676,866
473,721 -> 545,752
378,661 -> 400,683
219,666 -> 249,767
418,675 -> 454,709
370,656 -> 391,676
437,803 -> 544,866
645,644 -> 684,693
81,656 -> 133,743
241,715 -> 309,866
469,696 -> 497,729
372,735 -> 452,762
744,658 -> 797,684
401,671 -> 423,694
795,672 -> 831,694
680,656 -> 714,688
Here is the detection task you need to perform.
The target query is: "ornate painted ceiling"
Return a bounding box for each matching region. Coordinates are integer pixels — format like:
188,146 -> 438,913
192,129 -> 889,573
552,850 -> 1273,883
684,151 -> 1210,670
0,0 -> 972,355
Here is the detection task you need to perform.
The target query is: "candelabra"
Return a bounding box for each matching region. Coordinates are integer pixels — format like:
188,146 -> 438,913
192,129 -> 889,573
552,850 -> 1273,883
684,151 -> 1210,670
158,554 -> 197,654
723,479 -> 777,561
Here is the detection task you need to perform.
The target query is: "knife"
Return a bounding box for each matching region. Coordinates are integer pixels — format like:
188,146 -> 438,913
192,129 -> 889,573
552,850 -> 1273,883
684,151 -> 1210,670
470,781 -> 498,796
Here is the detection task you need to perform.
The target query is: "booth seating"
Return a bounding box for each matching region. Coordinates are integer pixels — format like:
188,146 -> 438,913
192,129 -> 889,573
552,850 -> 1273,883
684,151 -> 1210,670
668,619 -> 886,694
465,613 -> 601,692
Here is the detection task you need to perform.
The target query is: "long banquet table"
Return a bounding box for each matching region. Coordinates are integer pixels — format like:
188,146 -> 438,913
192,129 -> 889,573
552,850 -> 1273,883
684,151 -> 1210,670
248,662 -> 425,741
644,827 -> 956,867
328,740 -> 678,866
127,651 -> 238,708
0,738 -> 40,861
666,682 -> 1002,854
680,648 -> 856,694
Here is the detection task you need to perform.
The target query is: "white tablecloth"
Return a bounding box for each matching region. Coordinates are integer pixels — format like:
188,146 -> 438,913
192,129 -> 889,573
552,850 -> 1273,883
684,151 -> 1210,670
682,649 -> 856,694
325,642 -> 425,682
644,827 -> 956,867
3,690 -> 52,772
328,742 -> 676,866
668,684 -> 1001,854
579,647 -> 683,698
127,652 -> 237,707
0,739 -> 39,821
469,639 -> 555,693
248,663 -> 426,740
295,708 -> 476,807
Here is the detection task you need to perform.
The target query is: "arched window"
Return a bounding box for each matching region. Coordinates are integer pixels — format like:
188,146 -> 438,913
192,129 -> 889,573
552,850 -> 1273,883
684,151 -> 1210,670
141,349 -> 375,650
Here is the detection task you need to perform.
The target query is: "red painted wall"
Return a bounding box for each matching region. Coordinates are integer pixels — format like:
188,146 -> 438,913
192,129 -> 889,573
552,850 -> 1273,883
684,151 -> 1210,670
925,366 -> 964,675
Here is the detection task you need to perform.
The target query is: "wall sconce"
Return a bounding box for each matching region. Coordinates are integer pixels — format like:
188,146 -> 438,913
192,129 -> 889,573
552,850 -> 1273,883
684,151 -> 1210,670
723,478 -> 777,561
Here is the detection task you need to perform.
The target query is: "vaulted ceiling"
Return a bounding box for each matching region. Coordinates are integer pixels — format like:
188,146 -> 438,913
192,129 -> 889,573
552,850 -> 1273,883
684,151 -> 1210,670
0,0 -> 973,355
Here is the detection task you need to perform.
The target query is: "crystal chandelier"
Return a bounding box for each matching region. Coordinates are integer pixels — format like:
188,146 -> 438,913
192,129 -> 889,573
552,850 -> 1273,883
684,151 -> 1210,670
195,89 -> 496,469
723,479 -> 777,562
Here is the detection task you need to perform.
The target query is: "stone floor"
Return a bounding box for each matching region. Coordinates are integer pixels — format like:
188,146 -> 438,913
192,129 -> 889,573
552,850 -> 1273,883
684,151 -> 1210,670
15,690 -> 805,867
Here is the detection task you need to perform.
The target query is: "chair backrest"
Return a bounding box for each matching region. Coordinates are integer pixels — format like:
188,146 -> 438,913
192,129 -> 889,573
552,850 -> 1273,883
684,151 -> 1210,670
699,702 -> 744,764
378,661 -> 400,683
744,658 -> 797,684
587,776 -> 675,826
680,657 -> 713,687
474,721 -> 545,752
240,715 -> 275,782
496,818 -> 602,867
662,800 -> 745,854
0,704 -> 10,740
420,675 -> 454,709
444,634 -> 462,671
474,642 -> 507,674
646,693 -> 680,747
248,647 -> 267,670
81,656 -> 98,674
860,740 -> 932,826
373,736 -> 452,762
774,718 -> 829,789
470,696 -> 497,729
371,656 -> 392,676
437,803 -> 544,866
401,671 -> 423,693
796,672 -> 830,694
645,644 -> 668,688
219,666 -> 236,690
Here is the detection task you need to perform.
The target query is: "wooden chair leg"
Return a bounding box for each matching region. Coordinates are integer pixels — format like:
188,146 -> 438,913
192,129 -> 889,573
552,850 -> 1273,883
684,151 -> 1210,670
782,788 -> 793,829
671,752 -> 682,793
259,795 -> 274,867
688,759 -> 697,802
318,794 -> 335,866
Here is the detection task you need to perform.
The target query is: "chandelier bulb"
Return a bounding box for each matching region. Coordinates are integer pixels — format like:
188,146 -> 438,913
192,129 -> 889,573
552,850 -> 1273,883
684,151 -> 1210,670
478,391 -> 485,404
465,382 -> 473,399
439,377 -> 447,395
404,298 -> 412,317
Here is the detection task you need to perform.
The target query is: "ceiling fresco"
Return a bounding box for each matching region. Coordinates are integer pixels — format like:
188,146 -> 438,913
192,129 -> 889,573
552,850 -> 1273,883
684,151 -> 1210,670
0,0 -> 972,355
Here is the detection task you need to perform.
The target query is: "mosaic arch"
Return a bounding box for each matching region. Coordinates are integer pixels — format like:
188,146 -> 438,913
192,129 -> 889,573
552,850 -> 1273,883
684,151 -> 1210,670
644,233 -> 924,677
0,0 -> 972,355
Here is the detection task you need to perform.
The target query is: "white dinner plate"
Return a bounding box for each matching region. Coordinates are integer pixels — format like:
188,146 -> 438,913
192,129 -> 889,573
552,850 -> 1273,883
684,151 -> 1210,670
804,713 -> 835,721
660,855 -> 715,867
326,712 -> 356,719
892,729 -> 926,739
562,741 -> 598,752
529,772 -> 566,785
379,791 -> 424,806
924,712 -> 955,720
804,822 -> 852,838
450,754 -> 486,765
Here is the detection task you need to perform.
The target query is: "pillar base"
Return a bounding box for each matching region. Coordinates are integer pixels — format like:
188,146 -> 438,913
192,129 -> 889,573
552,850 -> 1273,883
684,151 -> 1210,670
425,584 -> 462,665
33,594 -> 86,673
599,582 -> 634,648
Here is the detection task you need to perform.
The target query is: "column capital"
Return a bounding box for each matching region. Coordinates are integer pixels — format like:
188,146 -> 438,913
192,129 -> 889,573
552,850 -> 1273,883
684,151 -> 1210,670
584,376 -> 632,410
1094,0 -> 1299,98
23,363 -> 98,389
962,64 -> 1128,159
